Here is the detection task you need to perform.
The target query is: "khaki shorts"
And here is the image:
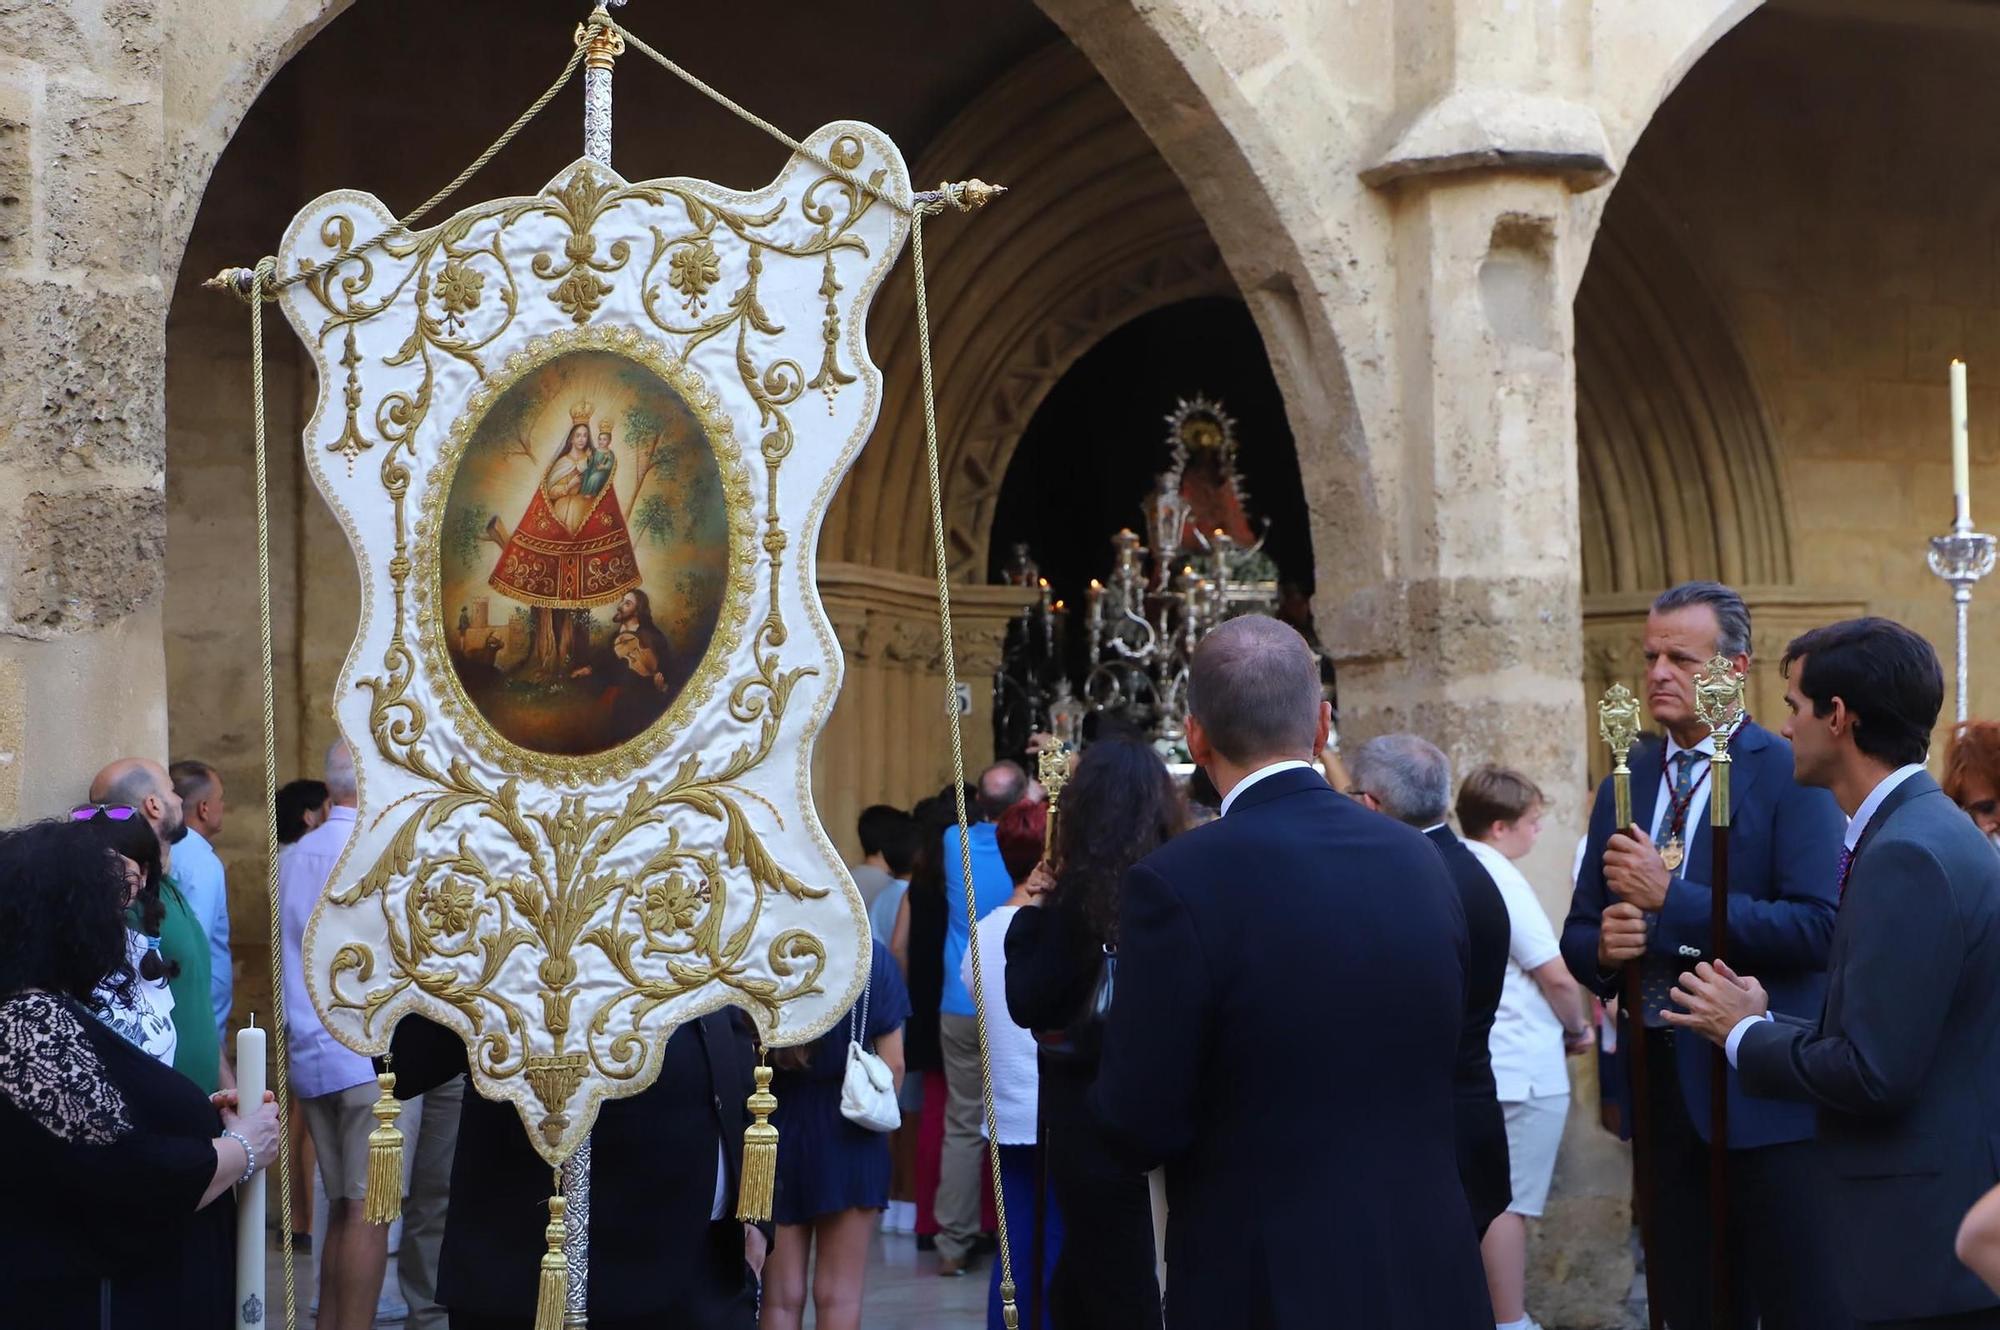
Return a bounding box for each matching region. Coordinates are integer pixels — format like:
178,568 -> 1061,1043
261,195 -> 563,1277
1502,1093 -> 1569,1218
302,1080 -> 405,1203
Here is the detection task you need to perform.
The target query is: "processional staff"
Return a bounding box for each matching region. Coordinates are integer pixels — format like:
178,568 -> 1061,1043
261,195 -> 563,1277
1596,683 -> 1661,1330
1691,655 -> 1749,1329
1930,359 -> 1997,724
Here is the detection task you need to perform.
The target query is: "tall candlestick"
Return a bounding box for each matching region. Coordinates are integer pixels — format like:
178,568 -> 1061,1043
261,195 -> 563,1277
1953,359 -> 1972,528
235,1017 -> 268,1329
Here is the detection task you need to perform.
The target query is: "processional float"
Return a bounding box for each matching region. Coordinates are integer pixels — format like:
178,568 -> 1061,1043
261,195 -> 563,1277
1597,655 -> 1746,1330
993,395 -> 1321,762
209,8 -> 1024,1327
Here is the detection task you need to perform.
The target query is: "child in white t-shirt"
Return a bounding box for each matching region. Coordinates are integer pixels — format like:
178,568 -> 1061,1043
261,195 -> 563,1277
1457,765 -> 1593,1330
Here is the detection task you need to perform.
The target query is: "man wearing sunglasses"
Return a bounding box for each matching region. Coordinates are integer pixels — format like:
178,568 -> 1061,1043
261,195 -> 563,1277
80,758 -> 230,1097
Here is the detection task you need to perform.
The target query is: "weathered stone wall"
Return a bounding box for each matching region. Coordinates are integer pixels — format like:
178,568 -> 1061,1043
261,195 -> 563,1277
0,1 -> 176,820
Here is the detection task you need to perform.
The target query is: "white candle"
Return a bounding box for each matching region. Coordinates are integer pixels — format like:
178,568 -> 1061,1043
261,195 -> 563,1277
235,1018 -> 267,1329
1953,359 -> 1972,527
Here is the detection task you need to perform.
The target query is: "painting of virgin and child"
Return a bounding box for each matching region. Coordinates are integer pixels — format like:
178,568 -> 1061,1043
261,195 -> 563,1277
439,347 -> 734,758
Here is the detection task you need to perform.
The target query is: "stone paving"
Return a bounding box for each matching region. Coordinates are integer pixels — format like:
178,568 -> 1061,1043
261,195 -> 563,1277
267,1228 -> 990,1330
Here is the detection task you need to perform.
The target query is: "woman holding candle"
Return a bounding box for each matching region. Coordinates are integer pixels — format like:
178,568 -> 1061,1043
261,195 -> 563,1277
0,818 -> 279,1328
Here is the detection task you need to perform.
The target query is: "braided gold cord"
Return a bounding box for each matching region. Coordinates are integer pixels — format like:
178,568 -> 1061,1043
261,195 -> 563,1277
209,36 -> 590,303
912,212 -> 1019,1323
248,259 -> 300,1330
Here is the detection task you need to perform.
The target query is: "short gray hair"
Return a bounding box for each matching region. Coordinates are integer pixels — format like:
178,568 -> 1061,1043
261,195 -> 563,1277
1185,616 -> 1323,764
1349,735 -> 1452,827
1653,581 -> 1752,659
324,739 -> 358,801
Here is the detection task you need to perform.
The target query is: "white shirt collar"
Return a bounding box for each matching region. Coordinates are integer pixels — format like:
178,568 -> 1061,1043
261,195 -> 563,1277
1420,823 -> 1448,836
1664,731 -> 1718,762
1844,763 -> 1927,851
1218,759 -> 1316,817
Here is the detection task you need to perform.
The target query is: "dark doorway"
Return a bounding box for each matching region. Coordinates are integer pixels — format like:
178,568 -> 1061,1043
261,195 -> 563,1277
987,296 -> 1310,675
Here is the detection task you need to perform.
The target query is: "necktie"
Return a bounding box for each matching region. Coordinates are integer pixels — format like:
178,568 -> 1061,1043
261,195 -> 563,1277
1640,749 -> 1704,1028
1836,845 -> 1855,903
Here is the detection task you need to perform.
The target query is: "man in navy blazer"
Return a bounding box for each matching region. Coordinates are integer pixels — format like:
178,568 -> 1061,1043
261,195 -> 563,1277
1091,615 -> 1492,1329
1670,618 -> 2000,1330
1562,581 -> 1846,1329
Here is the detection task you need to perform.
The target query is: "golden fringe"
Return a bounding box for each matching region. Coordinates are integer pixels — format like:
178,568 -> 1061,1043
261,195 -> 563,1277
735,1061 -> 778,1223
362,1070 -> 403,1225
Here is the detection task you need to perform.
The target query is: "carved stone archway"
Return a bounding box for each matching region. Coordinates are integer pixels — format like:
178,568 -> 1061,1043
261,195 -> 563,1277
823,40 -> 1234,582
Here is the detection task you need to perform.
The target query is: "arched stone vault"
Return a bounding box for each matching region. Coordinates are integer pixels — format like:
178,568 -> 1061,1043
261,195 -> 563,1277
1577,183 -> 1793,596
825,42 -> 1234,583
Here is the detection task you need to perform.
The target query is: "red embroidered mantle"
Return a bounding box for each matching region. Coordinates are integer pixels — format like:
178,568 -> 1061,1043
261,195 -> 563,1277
489,485 -> 642,609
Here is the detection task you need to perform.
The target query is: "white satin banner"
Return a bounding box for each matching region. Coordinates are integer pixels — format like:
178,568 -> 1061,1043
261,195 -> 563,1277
274,124 -> 907,1164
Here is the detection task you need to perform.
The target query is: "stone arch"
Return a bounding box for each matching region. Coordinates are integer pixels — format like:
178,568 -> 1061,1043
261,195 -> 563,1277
824,41 -> 1235,580
1576,182 -> 1792,596
1014,1 -> 1384,606
160,0 -> 356,284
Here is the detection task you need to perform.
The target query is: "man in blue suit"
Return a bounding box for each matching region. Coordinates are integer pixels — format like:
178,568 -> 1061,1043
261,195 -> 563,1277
1670,618 -> 2000,1330
1562,581 -> 1846,1329
1091,615 -> 1491,1329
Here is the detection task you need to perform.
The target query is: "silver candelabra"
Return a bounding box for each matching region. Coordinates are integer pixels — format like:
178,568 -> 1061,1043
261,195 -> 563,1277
1928,522 -> 1998,724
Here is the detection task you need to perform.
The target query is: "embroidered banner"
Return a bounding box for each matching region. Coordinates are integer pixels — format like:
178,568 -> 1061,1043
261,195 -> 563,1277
274,125 -> 908,1162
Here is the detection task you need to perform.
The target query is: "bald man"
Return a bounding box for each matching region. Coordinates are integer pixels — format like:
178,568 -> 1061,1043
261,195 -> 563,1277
87,758 -> 227,1094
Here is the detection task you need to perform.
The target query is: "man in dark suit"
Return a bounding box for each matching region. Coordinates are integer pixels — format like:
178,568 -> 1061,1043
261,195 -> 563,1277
1090,615 -> 1492,1329
390,1009 -> 767,1330
1562,580 -> 1846,1329
1668,617 -> 2000,1330
1350,733 -> 1512,1237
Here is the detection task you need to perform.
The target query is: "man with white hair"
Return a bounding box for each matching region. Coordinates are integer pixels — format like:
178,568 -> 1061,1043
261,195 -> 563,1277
1350,736 -> 1514,1245
281,740 -> 402,1330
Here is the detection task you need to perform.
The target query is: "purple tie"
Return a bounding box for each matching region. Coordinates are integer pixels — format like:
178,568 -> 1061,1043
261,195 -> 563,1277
1836,846 -> 1855,903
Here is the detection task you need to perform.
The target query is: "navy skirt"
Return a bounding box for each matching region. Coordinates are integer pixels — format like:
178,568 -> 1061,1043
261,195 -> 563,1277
770,1072 -> 892,1225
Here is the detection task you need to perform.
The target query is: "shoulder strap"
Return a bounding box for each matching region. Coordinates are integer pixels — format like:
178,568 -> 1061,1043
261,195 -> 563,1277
852,963 -> 872,1046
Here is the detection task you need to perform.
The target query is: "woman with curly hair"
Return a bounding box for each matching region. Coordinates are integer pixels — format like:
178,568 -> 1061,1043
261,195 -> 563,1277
1004,739 -> 1184,1330
0,817 -> 279,1328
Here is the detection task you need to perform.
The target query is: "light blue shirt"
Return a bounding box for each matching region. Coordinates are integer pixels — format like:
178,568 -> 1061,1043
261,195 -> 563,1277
868,877 -> 909,952
939,822 -> 1012,1018
279,806 -> 376,1099
172,826 -> 232,1034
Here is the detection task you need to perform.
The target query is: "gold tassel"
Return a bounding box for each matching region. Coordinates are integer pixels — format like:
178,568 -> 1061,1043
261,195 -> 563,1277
736,1058 -> 778,1222
534,1187 -> 568,1330
362,1068 -> 403,1225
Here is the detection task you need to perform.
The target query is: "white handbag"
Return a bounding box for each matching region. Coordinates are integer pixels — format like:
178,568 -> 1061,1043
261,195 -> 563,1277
838,970 -> 901,1132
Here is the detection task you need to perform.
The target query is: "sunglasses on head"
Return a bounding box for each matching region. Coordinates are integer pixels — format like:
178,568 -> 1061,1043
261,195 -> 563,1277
69,804 -> 139,822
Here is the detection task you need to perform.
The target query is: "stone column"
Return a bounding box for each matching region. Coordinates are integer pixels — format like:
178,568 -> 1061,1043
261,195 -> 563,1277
1346,161 -> 1624,1325
0,5 -> 172,821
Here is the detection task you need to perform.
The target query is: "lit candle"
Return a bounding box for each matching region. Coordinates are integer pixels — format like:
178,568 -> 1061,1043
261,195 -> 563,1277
1954,359 -> 1972,528
235,1017 -> 267,1329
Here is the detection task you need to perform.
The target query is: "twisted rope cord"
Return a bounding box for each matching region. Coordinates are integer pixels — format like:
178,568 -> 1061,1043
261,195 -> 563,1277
608,18 -> 910,219
249,257 -> 300,1330
913,211 -> 1019,1323
236,35 -> 589,300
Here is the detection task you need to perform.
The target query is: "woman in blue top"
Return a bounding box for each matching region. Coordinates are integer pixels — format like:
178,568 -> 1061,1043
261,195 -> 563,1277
759,938 -> 910,1330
